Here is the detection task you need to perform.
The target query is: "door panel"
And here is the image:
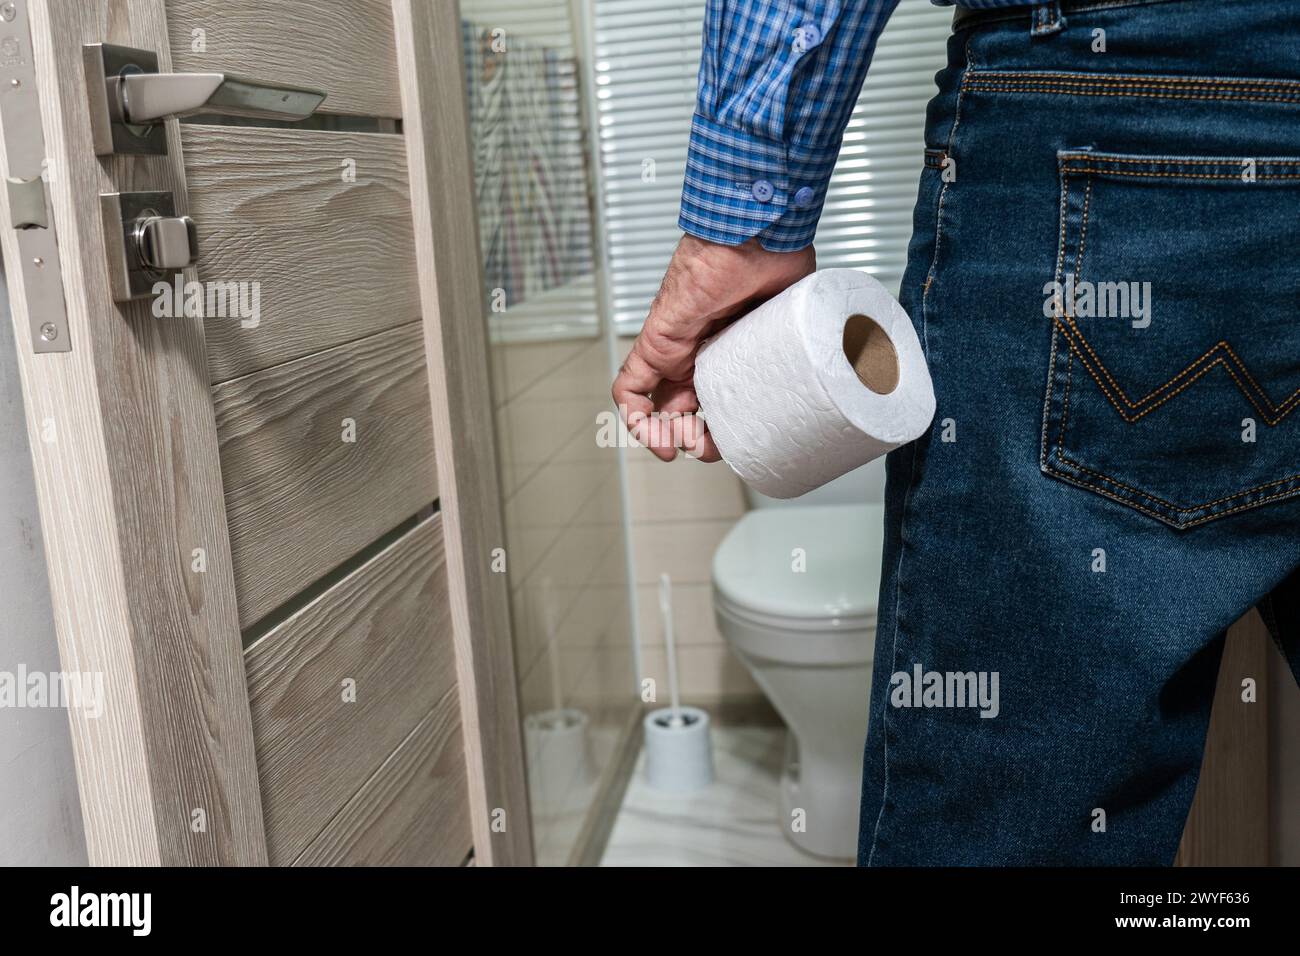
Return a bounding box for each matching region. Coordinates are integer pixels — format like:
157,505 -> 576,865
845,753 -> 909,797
183,125 -> 419,384
294,687 -> 470,866
0,0 -> 530,865
166,0 -> 403,118
245,515 -> 463,865
212,322 -> 437,628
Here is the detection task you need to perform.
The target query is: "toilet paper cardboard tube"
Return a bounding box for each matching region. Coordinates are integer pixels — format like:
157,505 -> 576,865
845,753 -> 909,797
843,313 -> 899,395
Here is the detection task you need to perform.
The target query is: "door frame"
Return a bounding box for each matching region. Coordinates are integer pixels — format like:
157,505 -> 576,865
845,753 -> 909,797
394,0 -> 533,867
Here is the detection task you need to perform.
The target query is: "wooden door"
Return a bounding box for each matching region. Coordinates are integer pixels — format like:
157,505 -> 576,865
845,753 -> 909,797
0,0 -> 531,865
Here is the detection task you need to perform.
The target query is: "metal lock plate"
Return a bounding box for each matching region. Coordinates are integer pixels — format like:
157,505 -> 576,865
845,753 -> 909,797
0,0 -> 71,353
101,191 -> 197,301
83,43 -> 168,156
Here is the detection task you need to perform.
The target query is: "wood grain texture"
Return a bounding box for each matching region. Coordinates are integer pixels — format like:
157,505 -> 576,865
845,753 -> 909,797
181,125 -> 419,384
1175,610 -> 1271,866
245,516 -> 456,865
166,0 -> 402,118
393,0 -> 534,865
213,322 -> 437,628
0,0 -> 266,864
293,686 -> 472,866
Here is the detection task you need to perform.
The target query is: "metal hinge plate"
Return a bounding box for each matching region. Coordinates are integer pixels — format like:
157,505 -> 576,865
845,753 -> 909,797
0,0 -> 70,353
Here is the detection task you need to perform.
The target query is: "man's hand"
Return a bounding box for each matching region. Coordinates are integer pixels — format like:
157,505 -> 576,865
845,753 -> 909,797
612,235 -> 815,462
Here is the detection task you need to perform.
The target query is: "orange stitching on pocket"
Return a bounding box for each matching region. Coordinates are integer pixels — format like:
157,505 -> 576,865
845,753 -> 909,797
1053,444 -> 1300,515
1059,154 -> 1300,167
1074,178 -> 1093,289
969,71 -> 1300,92
1050,319 -> 1300,426
1059,167 -> 1300,180
1050,461 -> 1300,527
1051,349 -> 1300,513
965,84 -> 1300,106
1058,340 -> 1077,464
1054,318 -> 1300,426
1055,172 -> 1071,281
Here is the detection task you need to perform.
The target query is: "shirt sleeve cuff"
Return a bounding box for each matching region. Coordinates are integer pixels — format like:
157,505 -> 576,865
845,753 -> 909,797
677,112 -> 836,253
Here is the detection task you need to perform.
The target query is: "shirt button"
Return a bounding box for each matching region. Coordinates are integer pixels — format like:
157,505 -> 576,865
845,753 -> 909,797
751,179 -> 775,203
793,24 -> 822,54
793,186 -> 815,209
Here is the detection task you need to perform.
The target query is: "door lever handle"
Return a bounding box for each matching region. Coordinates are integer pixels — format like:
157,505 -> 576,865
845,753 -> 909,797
85,43 -> 327,156
106,72 -> 326,125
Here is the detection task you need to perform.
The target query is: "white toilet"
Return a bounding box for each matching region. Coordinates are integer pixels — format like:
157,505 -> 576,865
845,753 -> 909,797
711,461 -> 885,860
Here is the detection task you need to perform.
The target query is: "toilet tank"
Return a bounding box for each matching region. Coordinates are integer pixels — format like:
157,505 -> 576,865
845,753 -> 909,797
743,457 -> 886,509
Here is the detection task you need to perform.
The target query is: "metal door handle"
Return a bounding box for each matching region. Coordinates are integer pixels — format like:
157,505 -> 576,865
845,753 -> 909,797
106,72 -> 326,125
85,43 -> 327,156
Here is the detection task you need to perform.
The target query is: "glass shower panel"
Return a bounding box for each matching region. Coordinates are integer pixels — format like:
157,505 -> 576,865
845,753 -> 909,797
460,0 -> 636,866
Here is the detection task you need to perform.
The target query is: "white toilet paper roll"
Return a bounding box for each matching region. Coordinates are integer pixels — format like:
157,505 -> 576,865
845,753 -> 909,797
695,269 -> 935,499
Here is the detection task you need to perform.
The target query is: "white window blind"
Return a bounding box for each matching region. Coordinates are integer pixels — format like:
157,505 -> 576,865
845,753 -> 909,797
592,0 -> 954,335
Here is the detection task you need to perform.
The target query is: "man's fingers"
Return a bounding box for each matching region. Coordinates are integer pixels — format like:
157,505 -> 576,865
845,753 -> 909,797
610,346 -> 673,460
612,344 -> 659,418
679,414 -> 722,462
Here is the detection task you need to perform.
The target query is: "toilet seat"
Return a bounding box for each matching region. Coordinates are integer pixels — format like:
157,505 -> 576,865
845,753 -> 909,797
714,592 -> 874,665
712,503 -> 884,666
712,503 -> 884,621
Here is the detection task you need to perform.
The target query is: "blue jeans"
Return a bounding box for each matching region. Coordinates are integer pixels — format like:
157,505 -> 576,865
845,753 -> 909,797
859,0 -> 1300,865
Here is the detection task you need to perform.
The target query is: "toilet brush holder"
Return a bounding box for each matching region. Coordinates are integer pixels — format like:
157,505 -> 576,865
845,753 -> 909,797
642,706 -> 713,792
524,707 -> 592,814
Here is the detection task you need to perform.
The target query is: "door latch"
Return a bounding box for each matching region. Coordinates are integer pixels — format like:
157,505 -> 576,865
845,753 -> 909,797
0,0 -> 71,353
84,43 -> 327,156
101,192 -> 197,301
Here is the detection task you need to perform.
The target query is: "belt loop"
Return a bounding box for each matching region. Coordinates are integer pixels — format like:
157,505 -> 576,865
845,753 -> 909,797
1030,1 -> 1066,37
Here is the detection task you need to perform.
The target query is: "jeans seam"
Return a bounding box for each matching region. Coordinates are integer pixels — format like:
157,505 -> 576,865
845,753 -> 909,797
971,70 -> 1300,90
1068,0 -> 1186,10
1061,152 -> 1300,167
1040,168 -> 1074,472
970,87 -> 1300,106
867,30 -> 974,870
1047,466 -> 1300,527
965,70 -> 1300,104
1060,168 -> 1300,181
1054,435 -> 1300,511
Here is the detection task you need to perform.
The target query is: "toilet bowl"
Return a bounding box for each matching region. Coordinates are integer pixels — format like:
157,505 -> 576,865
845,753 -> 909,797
712,491 -> 883,860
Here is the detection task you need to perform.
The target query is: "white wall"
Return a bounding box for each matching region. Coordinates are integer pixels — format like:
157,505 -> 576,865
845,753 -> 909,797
0,270 -> 86,865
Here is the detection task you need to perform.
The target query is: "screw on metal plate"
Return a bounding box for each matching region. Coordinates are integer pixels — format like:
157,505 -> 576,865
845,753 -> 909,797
0,0 -> 71,353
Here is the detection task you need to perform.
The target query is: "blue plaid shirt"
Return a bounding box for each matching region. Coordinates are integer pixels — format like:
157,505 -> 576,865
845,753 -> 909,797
680,0 -> 1031,251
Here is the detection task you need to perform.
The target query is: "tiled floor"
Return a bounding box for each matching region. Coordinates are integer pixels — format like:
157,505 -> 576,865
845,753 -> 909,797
600,724 -> 852,867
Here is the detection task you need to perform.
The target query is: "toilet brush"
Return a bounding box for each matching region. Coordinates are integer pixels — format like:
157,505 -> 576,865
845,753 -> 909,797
660,573 -> 685,728
642,573 -> 714,792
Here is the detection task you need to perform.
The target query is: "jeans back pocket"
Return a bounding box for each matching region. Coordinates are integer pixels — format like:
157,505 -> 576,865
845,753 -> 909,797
1041,149 -> 1300,528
